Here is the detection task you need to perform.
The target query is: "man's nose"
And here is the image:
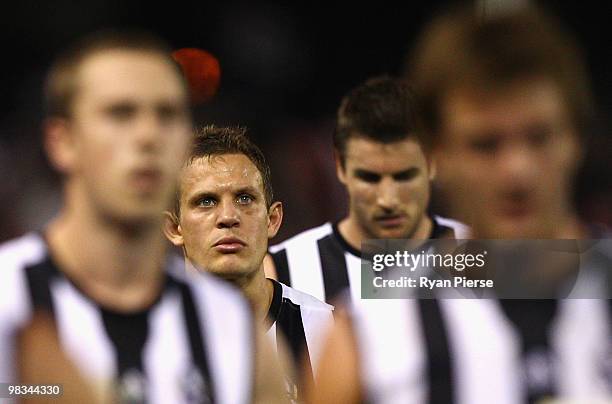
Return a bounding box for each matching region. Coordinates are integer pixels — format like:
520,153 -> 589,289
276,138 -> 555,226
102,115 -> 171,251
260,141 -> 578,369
376,177 -> 400,211
216,199 -> 240,229
134,111 -> 163,153
498,142 -> 538,184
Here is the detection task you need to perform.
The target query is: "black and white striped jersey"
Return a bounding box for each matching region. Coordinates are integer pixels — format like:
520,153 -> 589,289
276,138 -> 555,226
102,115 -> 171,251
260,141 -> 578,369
351,297 -> 612,404
0,232 -> 255,404
265,279 -> 333,377
269,215 -> 469,303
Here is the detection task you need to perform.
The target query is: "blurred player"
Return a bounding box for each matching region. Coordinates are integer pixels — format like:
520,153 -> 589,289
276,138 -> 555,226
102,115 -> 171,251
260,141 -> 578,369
0,30 -> 286,403
163,125 -> 334,401
311,5 -> 611,404
266,76 -> 467,303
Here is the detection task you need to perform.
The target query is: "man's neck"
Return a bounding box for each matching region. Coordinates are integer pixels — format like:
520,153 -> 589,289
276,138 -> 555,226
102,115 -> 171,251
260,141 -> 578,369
338,218 -> 364,253
228,267 -> 274,325
46,207 -> 167,312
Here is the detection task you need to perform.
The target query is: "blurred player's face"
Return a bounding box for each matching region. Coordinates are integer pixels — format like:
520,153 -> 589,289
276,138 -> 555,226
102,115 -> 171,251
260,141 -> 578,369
171,154 -> 282,279
435,79 -> 580,238
55,49 -> 191,224
337,137 -> 433,239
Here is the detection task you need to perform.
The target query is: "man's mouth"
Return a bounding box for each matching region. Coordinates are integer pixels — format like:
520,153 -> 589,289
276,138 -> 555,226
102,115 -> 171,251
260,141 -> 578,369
374,214 -> 406,228
130,167 -> 163,192
497,191 -> 535,219
498,203 -> 534,219
213,237 -> 247,253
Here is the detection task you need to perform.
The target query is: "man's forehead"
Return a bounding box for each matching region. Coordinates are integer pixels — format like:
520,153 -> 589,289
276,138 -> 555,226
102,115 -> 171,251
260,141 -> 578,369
346,135 -> 424,154
181,154 -> 263,190
345,136 -> 427,170
442,80 -> 567,130
75,49 -> 186,102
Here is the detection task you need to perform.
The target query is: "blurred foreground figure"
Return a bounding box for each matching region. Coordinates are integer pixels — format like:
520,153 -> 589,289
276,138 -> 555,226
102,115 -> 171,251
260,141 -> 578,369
311,4 -> 611,404
0,31 -> 286,403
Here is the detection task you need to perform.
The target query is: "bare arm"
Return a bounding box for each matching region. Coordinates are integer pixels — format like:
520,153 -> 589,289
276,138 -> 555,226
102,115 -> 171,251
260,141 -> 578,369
18,311 -> 112,404
305,308 -> 362,404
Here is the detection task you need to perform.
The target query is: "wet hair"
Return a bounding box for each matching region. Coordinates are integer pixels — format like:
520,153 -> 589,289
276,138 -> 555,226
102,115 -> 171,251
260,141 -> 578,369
334,76 -> 421,167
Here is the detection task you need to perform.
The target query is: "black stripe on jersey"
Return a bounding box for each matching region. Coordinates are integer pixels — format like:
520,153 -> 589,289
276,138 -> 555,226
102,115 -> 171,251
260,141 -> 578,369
101,305 -> 150,402
178,281 -> 216,404
24,257 -> 59,316
267,280 -> 314,391
271,248 -> 292,286
267,278 -> 283,328
332,222 -> 361,257
318,234 -> 350,302
499,300 -> 558,403
417,299 -> 454,404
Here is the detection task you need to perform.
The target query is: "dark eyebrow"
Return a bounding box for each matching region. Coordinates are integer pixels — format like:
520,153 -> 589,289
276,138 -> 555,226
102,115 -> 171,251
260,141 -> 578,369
353,169 -> 381,183
103,101 -> 137,114
392,167 -> 420,180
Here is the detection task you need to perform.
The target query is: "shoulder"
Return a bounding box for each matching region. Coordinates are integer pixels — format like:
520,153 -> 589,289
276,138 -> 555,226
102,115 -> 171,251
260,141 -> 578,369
167,263 -> 250,316
269,222 -> 333,254
279,281 -> 334,314
0,232 -> 47,268
433,215 -> 471,239
0,233 -> 46,326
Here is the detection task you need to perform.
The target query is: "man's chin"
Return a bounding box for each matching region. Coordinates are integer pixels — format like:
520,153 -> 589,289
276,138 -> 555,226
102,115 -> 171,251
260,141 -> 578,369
371,226 -> 414,240
101,207 -> 163,233
205,262 -> 252,281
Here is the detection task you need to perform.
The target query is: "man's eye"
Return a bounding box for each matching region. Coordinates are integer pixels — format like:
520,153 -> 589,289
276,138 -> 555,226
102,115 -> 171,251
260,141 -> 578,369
237,194 -> 253,205
469,136 -> 500,154
106,104 -> 136,121
355,172 -> 380,183
526,126 -> 552,148
157,104 -> 184,123
197,198 -> 216,207
393,168 -> 419,182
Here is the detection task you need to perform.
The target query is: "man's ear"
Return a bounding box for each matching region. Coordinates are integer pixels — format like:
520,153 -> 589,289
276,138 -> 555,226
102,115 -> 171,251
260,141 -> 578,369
44,117 -> 78,174
267,201 -> 283,239
163,211 -> 184,247
334,149 -> 347,185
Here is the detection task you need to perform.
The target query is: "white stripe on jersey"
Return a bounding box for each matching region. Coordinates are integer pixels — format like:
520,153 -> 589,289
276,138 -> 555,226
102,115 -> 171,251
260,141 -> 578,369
190,275 -> 255,404
352,299 -> 427,404
0,233 -> 45,325
433,216 -> 471,239
271,223 -> 333,301
51,279 -> 116,382
441,300 -> 522,404
277,282 -> 334,374
345,252 -> 362,303
144,288 -> 193,404
554,299 -> 612,398
0,233 -> 46,385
